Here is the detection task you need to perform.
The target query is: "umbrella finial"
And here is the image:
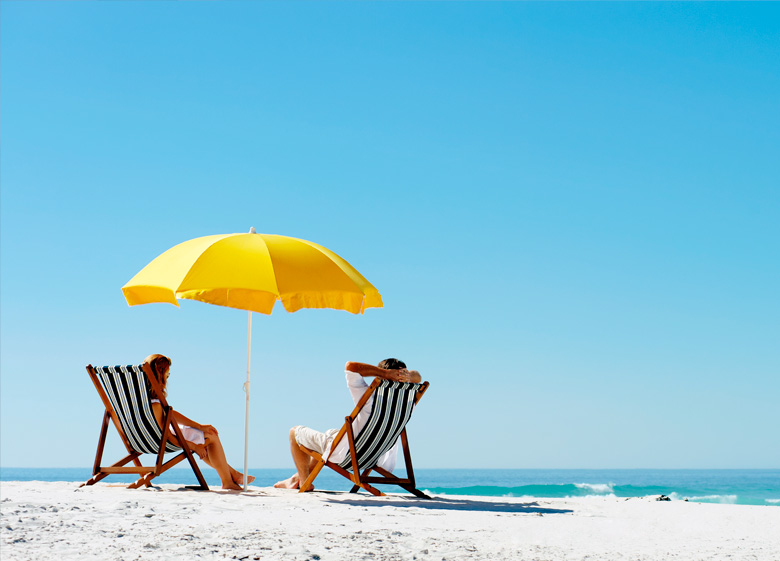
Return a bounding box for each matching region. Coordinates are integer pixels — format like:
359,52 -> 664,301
249,227 -> 256,234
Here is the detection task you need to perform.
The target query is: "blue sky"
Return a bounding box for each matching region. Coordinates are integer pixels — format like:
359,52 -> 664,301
1,2 -> 778,470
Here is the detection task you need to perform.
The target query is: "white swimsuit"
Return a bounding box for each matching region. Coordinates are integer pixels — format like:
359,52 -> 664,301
151,399 -> 206,445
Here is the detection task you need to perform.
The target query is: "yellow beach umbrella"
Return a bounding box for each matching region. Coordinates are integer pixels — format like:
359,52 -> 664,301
122,228 -> 383,489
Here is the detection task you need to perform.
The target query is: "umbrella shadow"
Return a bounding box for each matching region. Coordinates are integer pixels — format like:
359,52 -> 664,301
320,493 -> 573,514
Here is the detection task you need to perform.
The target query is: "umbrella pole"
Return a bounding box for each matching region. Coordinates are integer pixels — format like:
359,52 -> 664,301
243,310 -> 252,492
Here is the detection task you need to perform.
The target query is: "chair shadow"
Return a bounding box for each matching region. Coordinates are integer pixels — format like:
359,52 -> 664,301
321,492 -> 573,514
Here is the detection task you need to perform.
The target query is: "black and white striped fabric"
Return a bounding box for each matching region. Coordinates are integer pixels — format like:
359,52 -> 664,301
94,365 -> 181,455
337,380 -> 421,471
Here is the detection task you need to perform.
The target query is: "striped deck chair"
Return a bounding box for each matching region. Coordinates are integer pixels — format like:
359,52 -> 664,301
81,363 -> 208,490
298,378 -> 430,498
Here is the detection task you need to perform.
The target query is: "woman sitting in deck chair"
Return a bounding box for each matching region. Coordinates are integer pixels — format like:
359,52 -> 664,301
145,354 -> 254,491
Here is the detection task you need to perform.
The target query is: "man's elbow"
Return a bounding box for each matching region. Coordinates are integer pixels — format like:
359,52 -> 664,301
345,361 -> 358,372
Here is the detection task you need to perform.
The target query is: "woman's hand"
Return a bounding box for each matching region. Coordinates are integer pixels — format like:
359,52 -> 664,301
190,442 -> 207,458
201,424 -> 218,436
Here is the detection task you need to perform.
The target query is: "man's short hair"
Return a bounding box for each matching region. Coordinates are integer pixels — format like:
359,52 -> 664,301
378,358 -> 406,370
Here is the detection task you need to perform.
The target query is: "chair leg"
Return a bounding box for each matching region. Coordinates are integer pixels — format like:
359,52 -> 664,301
83,410 -> 150,488
128,476 -> 148,489
81,472 -> 108,488
350,467 -> 374,494
405,487 -> 431,499
155,412 -> 172,475
398,430 -> 430,498
166,415 -> 209,491
349,467 -> 384,496
131,470 -> 165,489
91,412 -> 110,476
368,434 -> 431,499
400,430 -> 416,486
299,459 -> 325,493
81,452 -> 142,487
188,457 -> 209,491
357,481 -> 384,497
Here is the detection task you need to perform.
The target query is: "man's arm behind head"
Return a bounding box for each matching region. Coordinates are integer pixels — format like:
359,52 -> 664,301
345,361 -> 421,383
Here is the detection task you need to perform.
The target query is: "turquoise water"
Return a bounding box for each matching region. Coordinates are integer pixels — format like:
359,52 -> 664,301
1,468 -> 777,506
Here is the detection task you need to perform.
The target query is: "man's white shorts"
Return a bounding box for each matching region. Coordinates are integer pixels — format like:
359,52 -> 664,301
294,425 -> 338,455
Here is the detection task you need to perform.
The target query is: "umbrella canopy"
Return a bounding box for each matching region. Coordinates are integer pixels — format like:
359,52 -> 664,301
122,231 -> 383,314
121,229 -> 383,489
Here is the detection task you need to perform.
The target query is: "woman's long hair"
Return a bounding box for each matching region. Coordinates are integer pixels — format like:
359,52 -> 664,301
144,354 -> 171,399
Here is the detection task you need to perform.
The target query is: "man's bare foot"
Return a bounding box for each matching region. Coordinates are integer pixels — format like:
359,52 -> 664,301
222,481 -> 242,491
274,474 -> 299,489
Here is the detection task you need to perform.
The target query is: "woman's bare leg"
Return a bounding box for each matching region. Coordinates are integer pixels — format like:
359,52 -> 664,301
199,435 -> 241,490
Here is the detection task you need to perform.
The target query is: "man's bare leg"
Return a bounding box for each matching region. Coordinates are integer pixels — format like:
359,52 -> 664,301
274,427 -> 318,490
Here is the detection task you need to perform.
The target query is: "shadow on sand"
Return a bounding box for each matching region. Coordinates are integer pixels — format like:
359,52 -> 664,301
168,487 -> 573,514
320,493 -> 573,514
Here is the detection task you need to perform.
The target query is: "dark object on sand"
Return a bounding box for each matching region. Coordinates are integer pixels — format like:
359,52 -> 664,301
656,495 -> 671,501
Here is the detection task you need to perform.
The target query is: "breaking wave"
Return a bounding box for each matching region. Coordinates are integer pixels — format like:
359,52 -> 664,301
574,482 -> 615,494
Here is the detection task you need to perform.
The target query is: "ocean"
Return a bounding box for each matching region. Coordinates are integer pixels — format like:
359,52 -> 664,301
1,468 -> 777,506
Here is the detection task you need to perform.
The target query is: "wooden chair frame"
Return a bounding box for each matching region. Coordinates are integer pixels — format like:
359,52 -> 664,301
298,378 -> 430,498
81,362 -> 209,490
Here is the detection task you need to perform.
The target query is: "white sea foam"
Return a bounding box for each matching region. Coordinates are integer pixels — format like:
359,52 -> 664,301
669,492 -> 738,504
575,482 -> 615,494
765,499 -> 780,504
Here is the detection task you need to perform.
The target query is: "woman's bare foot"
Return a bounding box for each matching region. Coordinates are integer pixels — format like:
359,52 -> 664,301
221,480 -> 242,491
231,470 -> 256,486
274,474 -> 300,489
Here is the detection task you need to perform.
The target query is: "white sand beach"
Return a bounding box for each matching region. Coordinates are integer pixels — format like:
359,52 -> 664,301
2,482 -> 779,560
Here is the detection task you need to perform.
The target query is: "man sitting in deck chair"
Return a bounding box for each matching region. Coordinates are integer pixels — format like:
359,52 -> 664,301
274,359 -> 421,491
